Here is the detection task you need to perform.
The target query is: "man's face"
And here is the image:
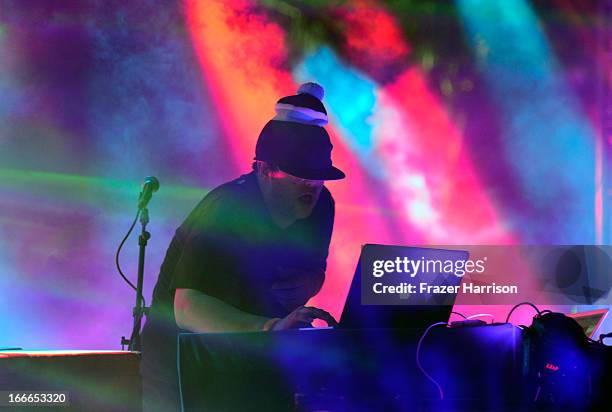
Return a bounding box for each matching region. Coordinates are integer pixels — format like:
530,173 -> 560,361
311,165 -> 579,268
262,169 -> 324,222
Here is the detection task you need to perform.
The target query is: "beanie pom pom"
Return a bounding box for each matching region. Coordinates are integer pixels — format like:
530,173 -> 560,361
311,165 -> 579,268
297,82 -> 324,101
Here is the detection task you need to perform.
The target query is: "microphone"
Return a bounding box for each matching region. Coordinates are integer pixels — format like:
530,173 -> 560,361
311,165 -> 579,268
137,176 -> 160,210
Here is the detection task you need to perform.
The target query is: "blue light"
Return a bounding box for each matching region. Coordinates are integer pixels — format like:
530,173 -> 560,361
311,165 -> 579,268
294,47 -> 385,177
457,0 -> 596,242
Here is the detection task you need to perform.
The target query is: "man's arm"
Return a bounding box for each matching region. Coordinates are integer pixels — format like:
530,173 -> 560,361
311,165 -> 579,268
174,288 -> 269,332
174,288 -> 338,332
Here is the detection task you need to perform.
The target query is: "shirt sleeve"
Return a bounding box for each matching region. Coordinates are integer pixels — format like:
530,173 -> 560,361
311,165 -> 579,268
169,195 -> 241,300
169,232 -> 225,295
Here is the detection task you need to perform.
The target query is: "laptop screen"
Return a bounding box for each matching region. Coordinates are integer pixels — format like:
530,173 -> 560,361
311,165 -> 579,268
567,309 -> 609,338
339,244 -> 469,329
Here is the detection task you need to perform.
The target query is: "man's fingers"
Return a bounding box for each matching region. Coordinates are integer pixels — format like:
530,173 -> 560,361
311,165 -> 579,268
292,313 -> 315,325
301,306 -> 338,327
273,306 -> 338,330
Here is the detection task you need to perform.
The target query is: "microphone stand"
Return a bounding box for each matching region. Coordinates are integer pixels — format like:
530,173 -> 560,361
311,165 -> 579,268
122,207 -> 150,352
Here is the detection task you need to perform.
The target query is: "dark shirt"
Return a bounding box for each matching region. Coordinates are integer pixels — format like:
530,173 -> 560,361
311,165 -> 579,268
141,171 -> 334,410
150,170 -> 334,317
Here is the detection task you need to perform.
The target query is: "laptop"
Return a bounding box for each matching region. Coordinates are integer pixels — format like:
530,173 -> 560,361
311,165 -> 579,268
567,308 -> 609,338
338,244 -> 469,329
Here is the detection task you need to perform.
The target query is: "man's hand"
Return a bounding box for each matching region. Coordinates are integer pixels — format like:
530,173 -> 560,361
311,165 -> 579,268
271,267 -> 325,311
271,305 -> 338,331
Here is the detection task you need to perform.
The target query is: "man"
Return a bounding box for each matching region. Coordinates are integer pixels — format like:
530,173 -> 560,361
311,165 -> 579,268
141,82 -> 345,411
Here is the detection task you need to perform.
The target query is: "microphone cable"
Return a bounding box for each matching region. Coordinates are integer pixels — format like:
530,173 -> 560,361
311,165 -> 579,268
115,209 -> 146,308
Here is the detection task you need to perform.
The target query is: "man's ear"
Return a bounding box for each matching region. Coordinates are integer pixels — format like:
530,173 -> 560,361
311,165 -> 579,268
254,162 -> 271,181
260,162 -> 274,178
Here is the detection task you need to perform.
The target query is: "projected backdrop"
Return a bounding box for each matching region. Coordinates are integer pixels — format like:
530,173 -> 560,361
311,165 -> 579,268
0,0 -> 608,349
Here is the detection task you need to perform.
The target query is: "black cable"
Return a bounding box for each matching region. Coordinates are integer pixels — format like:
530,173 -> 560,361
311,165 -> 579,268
115,210 -> 146,308
416,321 -> 447,399
599,332 -> 612,345
505,302 -> 541,324
451,311 -> 467,319
539,309 -> 553,315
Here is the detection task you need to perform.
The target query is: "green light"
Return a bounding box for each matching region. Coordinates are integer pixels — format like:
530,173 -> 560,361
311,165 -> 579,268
0,168 -> 208,210
422,51 -> 435,70
440,79 -> 453,96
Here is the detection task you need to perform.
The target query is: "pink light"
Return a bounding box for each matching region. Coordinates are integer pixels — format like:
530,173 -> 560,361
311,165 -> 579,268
594,128 -> 604,243
335,0 -> 411,76
185,0 -> 295,168
379,69 -> 515,243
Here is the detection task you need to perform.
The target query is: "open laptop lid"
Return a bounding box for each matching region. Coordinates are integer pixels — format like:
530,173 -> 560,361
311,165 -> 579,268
339,244 -> 469,329
567,308 -> 609,338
